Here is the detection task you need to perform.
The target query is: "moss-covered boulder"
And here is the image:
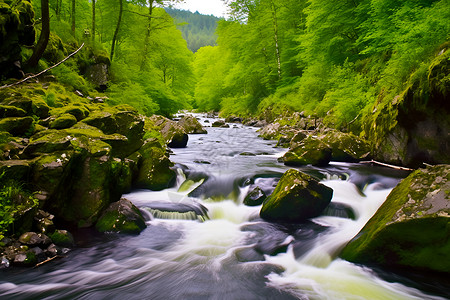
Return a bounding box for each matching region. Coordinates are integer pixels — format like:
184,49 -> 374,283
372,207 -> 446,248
113,110 -> 145,155
95,198 -> 146,234
149,115 -> 188,148
178,115 -> 207,134
0,116 -> 34,136
49,230 -> 75,247
363,47 -> 450,167
82,111 -> 118,134
260,169 -> 333,223
50,105 -> 90,121
0,159 -> 32,182
49,113 -> 77,129
0,105 -> 27,118
282,136 -> 332,166
23,130 -> 73,157
135,138 -> 176,190
318,129 -> 371,162
340,165 -> 450,274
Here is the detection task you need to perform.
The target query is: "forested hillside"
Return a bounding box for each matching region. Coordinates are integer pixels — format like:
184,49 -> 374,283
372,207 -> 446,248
194,0 -> 449,133
165,8 -> 220,53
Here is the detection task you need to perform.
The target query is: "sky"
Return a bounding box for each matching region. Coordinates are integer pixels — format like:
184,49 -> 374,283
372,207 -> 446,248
172,0 -> 229,18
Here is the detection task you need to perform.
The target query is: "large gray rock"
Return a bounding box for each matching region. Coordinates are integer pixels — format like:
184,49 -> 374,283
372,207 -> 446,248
282,136 -> 332,166
341,165 -> 450,274
149,115 -> 188,148
260,169 -> 333,223
178,115 -> 207,134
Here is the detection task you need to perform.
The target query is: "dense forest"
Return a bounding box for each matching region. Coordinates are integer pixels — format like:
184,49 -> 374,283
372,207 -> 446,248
1,0 -> 448,133
165,8 -> 219,53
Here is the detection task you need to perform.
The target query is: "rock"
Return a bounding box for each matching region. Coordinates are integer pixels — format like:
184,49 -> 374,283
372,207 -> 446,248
289,131 -> 307,147
18,232 -> 42,246
95,198 -> 146,234
282,136 -> 332,166
225,116 -> 242,123
178,115 -> 207,134
244,187 -> 267,206
260,169 -> 333,223
364,48 -> 450,167
340,165 -> 450,274
135,139 -> 176,190
85,63 -> 109,91
113,110 -> 145,155
319,129 -> 371,162
82,111 -> 118,134
23,130 -> 73,157
13,252 -> 37,266
0,116 -> 34,136
49,113 -> 78,129
149,115 -> 188,148
50,105 -> 90,121
212,120 -> 226,127
49,230 -> 75,247
0,105 -> 27,118
0,159 -> 32,182
45,243 -> 62,257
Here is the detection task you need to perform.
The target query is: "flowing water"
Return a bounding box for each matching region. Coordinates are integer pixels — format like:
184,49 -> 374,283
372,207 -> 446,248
0,114 -> 448,299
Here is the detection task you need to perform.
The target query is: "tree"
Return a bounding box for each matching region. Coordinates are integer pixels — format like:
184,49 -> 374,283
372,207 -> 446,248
27,0 -> 50,67
110,0 -> 123,61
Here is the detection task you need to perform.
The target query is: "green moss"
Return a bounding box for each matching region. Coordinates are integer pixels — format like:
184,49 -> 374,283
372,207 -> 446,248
50,113 -> 77,129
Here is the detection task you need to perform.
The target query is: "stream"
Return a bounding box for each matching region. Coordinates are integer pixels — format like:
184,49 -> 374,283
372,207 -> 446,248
0,114 -> 447,299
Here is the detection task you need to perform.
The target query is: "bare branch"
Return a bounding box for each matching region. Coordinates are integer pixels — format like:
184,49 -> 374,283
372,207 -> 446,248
0,43 -> 85,89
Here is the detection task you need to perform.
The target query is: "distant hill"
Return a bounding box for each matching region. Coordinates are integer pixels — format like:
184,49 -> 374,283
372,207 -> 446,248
165,8 -> 221,53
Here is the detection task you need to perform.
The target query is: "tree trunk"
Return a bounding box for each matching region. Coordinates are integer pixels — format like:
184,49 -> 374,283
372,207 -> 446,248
26,0 -> 50,68
110,0 -> 123,61
140,0 -> 154,71
92,0 -> 95,43
71,0 -> 76,36
270,0 -> 281,80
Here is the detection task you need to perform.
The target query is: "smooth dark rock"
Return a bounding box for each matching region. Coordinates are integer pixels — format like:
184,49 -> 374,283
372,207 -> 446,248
244,187 -> 267,206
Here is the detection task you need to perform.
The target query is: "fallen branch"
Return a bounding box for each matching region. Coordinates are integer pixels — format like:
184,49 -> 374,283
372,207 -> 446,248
360,160 -> 414,171
33,255 -> 65,268
0,43 -> 85,89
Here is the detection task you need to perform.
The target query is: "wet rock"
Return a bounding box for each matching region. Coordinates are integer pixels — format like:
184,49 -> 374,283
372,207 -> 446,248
45,243 -> 62,257
244,187 -> 267,206
178,115 -> 207,134
95,198 -> 146,234
13,252 -> 37,266
322,202 -> 356,220
225,116 -> 242,123
341,165 -> 450,274
260,169 -> 333,223
212,120 -> 226,127
258,123 -> 281,140
282,136 -> 332,166
49,230 -> 75,247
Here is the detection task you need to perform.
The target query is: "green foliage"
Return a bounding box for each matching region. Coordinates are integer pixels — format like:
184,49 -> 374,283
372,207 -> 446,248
0,172 -> 38,237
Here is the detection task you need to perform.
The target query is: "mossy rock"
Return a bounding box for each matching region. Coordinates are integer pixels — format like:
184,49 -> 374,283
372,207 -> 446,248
178,115 -> 207,134
282,136 -> 332,166
95,198 -> 146,234
341,165 -> 450,274
135,138 -> 176,191
0,116 -> 34,136
49,230 -> 75,247
82,111 -> 118,134
50,105 -> 90,121
260,169 -> 333,223
23,130 -> 73,157
49,113 -> 78,129
319,129 -> 371,162
149,115 -> 188,148
0,159 -> 32,182
0,105 -> 27,118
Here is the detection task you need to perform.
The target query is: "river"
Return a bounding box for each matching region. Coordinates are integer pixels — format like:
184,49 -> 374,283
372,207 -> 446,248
0,114 -> 447,299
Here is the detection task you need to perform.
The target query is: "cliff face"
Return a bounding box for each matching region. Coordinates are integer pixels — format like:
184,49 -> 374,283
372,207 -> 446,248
364,46 -> 450,168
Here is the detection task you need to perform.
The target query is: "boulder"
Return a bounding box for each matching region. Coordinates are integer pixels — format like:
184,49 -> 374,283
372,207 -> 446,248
134,139 -> 176,190
258,123 -> 281,140
82,111 -> 118,134
0,159 -> 32,182
49,229 -> 75,247
0,105 -> 27,118
363,48 -> 450,167
318,129 -> 370,162
340,165 -> 450,274
260,169 -> 333,223
49,113 -> 78,129
50,105 -> 90,121
282,136 -> 332,166
95,198 -> 146,234
23,130 -> 73,157
0,116 -> 34,136
149,115 -> 188,148
244,187 -> 267,206
178,115 -> 207,134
